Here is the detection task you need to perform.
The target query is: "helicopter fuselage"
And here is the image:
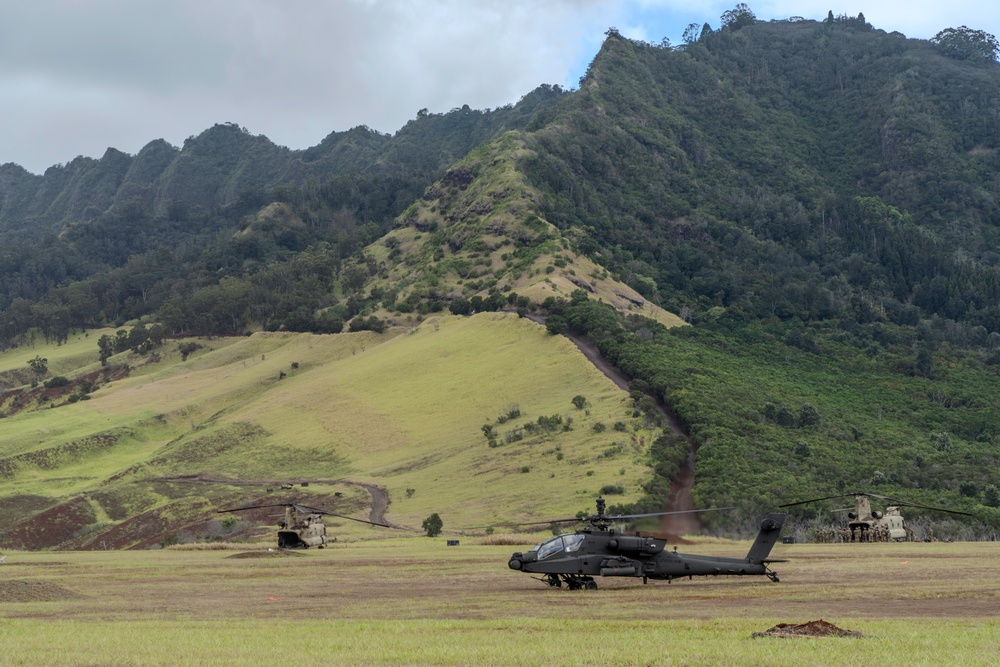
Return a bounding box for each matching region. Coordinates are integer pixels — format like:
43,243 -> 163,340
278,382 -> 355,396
277,508 -> 330,549
508,513 -> 786,589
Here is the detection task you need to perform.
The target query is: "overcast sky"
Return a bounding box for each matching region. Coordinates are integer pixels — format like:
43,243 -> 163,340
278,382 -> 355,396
2,1 -> 997,174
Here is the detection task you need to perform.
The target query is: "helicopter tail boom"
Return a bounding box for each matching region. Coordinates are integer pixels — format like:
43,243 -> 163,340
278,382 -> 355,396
745,513 -> 787,564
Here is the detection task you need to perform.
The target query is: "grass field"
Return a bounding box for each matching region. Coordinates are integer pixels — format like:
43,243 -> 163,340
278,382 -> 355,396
0,538 -> 997,665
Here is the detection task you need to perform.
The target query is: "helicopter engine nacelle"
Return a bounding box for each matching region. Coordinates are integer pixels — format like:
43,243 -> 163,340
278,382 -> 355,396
871,510 -> 883,519
607,536 -> 665,555
847,512 -> 858,520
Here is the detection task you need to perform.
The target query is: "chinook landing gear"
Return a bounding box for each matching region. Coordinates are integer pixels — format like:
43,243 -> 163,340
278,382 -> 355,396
766,568 -> 780,583
541,574 -> 598,590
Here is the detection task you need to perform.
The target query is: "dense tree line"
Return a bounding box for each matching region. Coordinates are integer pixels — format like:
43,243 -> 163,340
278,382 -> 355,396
542,292 -> 1000,531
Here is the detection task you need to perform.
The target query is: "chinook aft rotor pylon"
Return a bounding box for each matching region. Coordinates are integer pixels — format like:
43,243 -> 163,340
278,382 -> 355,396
779,492 -> 973,542
504,497 -> 787,590
218,502 -> 393,549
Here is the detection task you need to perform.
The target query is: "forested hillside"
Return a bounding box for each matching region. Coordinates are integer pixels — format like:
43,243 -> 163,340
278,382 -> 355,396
2,9 -> 1000,537
513,14 -> 1000,530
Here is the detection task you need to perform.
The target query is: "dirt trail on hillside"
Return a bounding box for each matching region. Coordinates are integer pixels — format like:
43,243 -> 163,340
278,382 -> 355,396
525,314 -> 702,533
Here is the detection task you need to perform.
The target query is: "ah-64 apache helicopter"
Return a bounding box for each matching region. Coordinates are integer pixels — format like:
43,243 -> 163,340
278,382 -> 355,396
505,498 -> 787,590
218,502 -> 394,549
779,492 -> 973,542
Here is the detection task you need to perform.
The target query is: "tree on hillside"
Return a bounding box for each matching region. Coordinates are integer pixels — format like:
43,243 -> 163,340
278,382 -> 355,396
721,4 -> 756,31
931,26 -> 1000,62
682,22 -> 701,44
27,355 -> 48,377
422,513 -> 443,537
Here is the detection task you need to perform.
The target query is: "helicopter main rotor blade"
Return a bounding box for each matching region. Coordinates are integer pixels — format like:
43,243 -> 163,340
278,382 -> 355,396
880,498 -> 975,516
292,503 -> 397,528
463,506 -> 734,529
778,493 -> 866,508
604,507 -> 735,520
218,503 -> 295,513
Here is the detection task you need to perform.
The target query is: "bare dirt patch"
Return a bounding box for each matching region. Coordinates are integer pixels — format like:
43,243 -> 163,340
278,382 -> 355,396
225,550 -> 305,559
753,619 -> 866,639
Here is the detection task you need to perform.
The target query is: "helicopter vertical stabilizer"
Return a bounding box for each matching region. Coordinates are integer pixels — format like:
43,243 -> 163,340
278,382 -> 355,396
745,513 -> 787,564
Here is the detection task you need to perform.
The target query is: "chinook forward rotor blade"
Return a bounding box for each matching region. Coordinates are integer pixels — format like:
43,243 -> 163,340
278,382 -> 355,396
217,503 -> 295,513
292,504 -> 397,528
778,493 -> 868,508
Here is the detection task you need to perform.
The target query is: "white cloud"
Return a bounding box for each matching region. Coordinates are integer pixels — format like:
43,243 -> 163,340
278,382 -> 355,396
1,0 -> 997,174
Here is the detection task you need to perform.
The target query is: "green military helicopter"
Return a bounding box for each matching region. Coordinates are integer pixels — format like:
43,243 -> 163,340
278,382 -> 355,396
218,502 -> 393,549
505,498 -> 787,590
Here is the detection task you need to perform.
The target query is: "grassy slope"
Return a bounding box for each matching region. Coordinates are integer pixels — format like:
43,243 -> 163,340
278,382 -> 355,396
0,315 -> 659,547
369,132 -> 685,330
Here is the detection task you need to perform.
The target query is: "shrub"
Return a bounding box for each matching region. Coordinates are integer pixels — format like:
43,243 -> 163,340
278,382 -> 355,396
600,484 -> 625,495
572,395 -> 587,409
959,481 -> 979,498
178,342 -> 203,361
422,513 -> 443,537
798,403 -> 821,428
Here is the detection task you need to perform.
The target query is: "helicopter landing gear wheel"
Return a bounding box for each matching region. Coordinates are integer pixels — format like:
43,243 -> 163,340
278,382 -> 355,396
766,570 -> 780,583
560,575 -> 597,590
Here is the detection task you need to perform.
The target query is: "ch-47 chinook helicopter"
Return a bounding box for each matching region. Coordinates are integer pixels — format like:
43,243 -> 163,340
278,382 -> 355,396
218,502 -> 393,549
779,492 -> 973,542
505,498 -> 787,590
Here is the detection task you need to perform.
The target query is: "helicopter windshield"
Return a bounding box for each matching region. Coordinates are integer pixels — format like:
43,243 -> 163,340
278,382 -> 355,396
532,534 -> 585,560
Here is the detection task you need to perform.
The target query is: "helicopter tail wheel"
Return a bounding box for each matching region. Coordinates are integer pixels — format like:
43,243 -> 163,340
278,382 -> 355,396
766,569 -> 780,583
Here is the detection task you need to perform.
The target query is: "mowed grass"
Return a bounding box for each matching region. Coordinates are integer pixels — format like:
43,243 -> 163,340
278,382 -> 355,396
0,314 -> 657,543
0,540 -> 997,666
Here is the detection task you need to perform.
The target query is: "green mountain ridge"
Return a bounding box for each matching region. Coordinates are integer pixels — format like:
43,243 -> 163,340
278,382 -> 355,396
0,84 -> 567,235
2,12 -> 1000,544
